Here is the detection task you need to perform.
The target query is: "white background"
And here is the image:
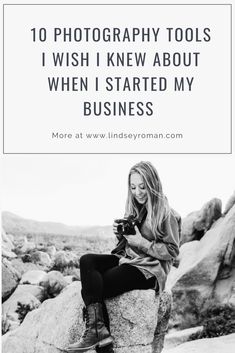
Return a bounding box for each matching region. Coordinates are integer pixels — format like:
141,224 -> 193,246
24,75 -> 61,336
3,2 -> 231,153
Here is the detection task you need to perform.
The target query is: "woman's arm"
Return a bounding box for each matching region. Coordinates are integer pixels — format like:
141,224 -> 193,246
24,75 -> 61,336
137,212 -> 181,261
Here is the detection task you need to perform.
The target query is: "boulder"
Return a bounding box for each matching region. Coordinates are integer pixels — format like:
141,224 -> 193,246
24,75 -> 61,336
213,265 -> 235,305
7,233 -> 15,243
2,312 -> 20,333
20,270 -> 47,285
15,236 -> 36,254
2,258 -> 21,300
46,245 -> 57,258
2,248 -> 17,259
3,285 -> 45,316
64,275 -> 76,285
39,270 -> 68,297
1,282 -> 86,353
2,285 -> 42,333
2,228 -> 15,251
181,198 -> 222,245
21,242 -> 36,253
166,204 -> 235,329
152,290 -> 172,353
106,290 -> 159,352
11,258 -> 44,276
2,282 -> 171,353
30,251 -> 52,267
2,229 -> 16,258
224,191 -> 235,215
162,333 -> 235,353
164,326 -> 203,349
51,250 -> 79,271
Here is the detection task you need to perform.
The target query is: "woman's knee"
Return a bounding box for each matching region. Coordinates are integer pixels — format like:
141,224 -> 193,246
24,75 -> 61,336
79,253 -> 95,269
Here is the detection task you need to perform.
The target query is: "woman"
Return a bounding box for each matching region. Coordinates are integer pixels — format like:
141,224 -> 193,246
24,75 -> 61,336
67,161 -> 181,352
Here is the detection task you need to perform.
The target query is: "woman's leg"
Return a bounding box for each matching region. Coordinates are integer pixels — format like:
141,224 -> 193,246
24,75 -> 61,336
103,264 -> 157,299
67,254 -> 118,351
79,253 -> 119,306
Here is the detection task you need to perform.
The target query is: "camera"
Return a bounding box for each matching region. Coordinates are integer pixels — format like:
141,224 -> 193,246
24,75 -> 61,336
115,216 -> 138,236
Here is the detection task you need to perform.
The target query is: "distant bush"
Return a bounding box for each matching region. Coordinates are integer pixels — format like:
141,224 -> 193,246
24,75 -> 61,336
50,250 -> 79,273
63,245 -> 73,251
47,241 -> 56,247
190,304 -> 235,340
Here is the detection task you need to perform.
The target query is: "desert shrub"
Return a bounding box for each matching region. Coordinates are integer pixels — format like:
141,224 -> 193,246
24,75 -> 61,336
35,246 -> 49,253
62,267 -> 80,279
63,245 -> 73,251
50,250 -> 79,273
15,302 -> 33,323
190,303 -> 235,340
21,254 -> 32,263
170,289 -> 203,330
47,241 -> 56,247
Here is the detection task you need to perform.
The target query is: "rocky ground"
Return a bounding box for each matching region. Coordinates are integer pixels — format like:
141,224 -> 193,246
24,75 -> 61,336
2,191 -> 235,352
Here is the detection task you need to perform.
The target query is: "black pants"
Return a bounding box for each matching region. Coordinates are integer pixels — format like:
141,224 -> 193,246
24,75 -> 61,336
80,253 -> 156,306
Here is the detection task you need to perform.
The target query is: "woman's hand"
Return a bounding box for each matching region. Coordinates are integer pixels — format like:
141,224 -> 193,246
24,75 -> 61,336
113,220 -> 119,235
113,219 -> 124,240
124,226 -> 143,248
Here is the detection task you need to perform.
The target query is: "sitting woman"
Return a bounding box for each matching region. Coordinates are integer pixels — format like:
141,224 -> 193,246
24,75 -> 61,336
67,161 -> 181,352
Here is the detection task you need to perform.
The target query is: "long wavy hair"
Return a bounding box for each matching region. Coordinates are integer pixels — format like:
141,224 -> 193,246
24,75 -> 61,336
125,161 -> 171,238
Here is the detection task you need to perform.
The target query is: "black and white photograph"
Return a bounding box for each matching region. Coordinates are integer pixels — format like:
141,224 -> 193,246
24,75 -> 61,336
1,1 -> 234,353
2,155 -> 235,352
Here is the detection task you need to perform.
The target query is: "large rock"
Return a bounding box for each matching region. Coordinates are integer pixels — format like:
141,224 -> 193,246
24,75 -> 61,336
2,288 -> 41,332
15,236 -> 36,254
162,333 -> 235,353
39,270 -> 68,297
30,251 -> 52,267
11,258 -> 44,276
51,250 -> 79,271
2,228 -> 15,251
3,284 -> 45,315
46,245 -> 57,258
20,270 -> 47,285
106,290 -> 159,352
164,326 -> 203,349
2,248 -> 17,259
2,282 -> 87,353
181,198 -> 222,245
152,290 -> 172,353
213,264 -> 235,305
224,191 -> 235,215
2,229 -> 16,259
2,258 -> 21,300
166,204 -> 235,329
2,284 -> 43,333
2,282 -> 171,353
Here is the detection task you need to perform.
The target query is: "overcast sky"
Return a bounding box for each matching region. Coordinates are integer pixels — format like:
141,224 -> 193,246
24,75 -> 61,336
1,154 -> 234,226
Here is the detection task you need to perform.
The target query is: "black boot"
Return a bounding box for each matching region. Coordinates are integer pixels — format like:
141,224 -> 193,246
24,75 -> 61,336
96,302 -> 114,353
96,343 -> 115,353
66,303 -> 113,352
101,301 -> 110,333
